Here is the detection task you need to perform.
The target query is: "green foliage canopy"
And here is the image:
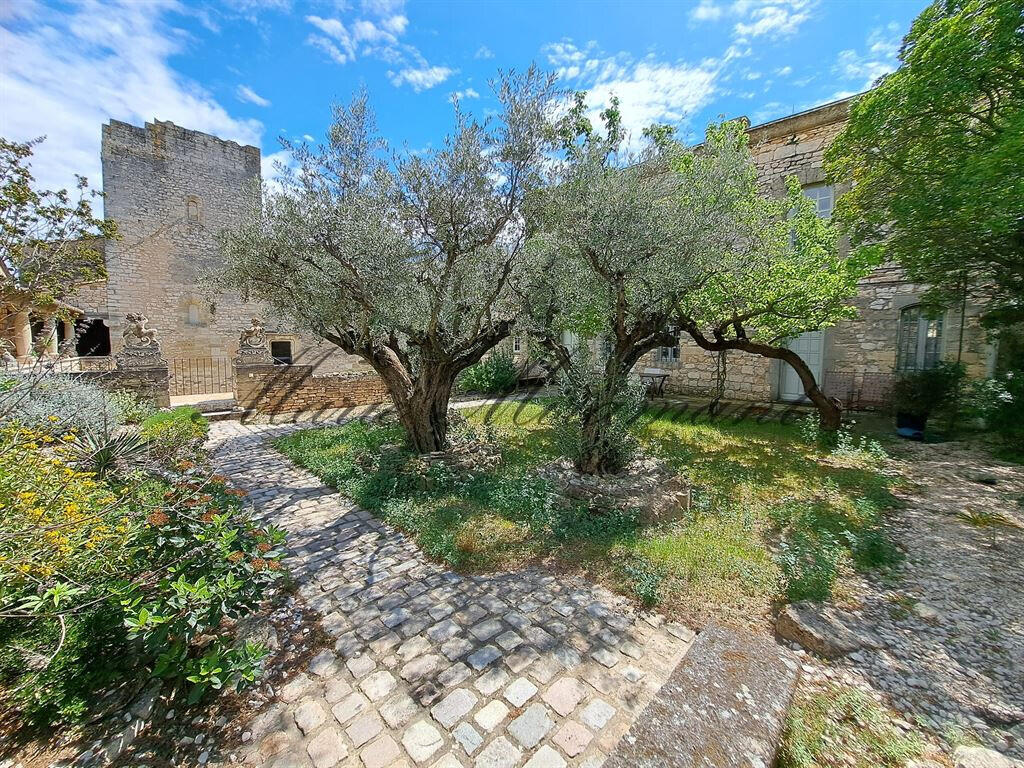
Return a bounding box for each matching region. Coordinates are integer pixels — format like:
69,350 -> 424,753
825,0 -> 1024,324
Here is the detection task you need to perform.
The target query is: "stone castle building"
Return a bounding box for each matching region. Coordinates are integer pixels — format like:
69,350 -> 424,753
6,97 -> 998,407
66,119 -> 369,393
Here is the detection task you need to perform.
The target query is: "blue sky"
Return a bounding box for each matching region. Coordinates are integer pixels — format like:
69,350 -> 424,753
1,0 -> 926,197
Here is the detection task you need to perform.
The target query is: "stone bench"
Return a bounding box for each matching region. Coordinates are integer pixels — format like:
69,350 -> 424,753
604,623 -> 800,768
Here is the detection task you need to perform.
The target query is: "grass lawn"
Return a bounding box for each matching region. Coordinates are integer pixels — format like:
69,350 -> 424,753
275,400 -> 902,630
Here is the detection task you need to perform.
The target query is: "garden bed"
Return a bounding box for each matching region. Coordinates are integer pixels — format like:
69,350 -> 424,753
274,401 -> 903,631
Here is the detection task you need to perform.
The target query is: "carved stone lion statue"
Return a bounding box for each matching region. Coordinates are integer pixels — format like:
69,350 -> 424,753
122,313 -> 159,348
239,318 -> 267,349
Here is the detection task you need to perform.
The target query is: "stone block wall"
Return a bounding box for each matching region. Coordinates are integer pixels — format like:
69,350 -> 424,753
234,364 -> 389,414
72,365 -> 170,408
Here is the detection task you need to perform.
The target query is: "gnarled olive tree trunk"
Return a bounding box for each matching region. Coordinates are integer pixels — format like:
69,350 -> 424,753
325,325 -> 511,454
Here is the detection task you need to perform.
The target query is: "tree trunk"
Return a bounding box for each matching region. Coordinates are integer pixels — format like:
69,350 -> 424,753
384,365 -> 457,454
681,324 -> 843,431
573,370 -> 635,476
773,346 -> 842,431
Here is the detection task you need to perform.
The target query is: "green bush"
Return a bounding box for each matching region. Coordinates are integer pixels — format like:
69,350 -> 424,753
963,369 -> 1024,449
0,420 -> 285,728
457,350 -> 519,395
108,389 -> 157,425
0,373 -> 121,435
892,362 -> 966,419
141,406 -> 209,461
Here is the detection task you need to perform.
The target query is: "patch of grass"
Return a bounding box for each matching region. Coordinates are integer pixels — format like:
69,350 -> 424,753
276,403 -> 900,622
779,684 -> 926,768
957,509 -> 1021,528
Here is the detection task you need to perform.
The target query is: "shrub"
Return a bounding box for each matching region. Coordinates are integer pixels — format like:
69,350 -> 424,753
963,369 -> 1023,448
457,350 -> 519,395
71,427 -> 149,478
0,373 -> 121,435
141,407 -> 209,460
892,362 -> 966,419
108,389 -> 157,425
0,423 -> 286,726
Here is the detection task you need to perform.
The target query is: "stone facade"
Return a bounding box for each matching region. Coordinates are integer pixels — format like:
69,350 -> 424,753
234,364 -> 390,414
72,366 -> 170,408
96,119 -> 369,377
631,96 -> 995,404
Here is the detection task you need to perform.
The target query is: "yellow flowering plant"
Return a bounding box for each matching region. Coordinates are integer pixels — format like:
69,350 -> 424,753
0,421 -> 288,724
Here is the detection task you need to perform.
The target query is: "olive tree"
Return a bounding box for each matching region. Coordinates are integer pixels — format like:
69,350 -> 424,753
218,69 -> 558,452
524,103 -> 763,474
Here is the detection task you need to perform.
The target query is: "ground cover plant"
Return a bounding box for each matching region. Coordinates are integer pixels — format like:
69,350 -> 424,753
779,683 -> 926,768
276,401 -> 900,627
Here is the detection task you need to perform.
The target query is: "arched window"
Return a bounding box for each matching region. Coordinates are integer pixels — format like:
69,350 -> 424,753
897,305 -> 944,371
186,196 -> 201,223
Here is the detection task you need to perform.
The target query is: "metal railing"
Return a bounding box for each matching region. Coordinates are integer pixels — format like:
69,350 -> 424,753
169,357 -> 234,396
822,370 -> 896,410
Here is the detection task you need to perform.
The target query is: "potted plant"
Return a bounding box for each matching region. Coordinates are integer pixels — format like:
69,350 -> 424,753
892,362 -> 965,440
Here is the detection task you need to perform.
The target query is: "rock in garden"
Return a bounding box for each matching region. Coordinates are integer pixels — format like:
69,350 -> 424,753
776,602 -> 879,659
953,746 -> 1024,768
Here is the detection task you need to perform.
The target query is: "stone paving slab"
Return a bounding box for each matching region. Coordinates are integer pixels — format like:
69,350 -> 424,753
604,624 -> 800,768
208,421 -> 696,768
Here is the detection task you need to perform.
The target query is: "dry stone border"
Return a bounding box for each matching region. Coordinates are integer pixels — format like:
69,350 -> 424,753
207,420 -> 697,768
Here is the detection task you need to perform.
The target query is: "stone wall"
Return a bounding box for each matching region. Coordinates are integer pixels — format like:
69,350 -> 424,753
234,364 -> 389,414
72,365 -> 170,408
100,119 -> 369,376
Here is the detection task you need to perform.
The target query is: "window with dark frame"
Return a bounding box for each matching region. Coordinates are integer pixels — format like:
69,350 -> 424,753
658,330 -> 680,363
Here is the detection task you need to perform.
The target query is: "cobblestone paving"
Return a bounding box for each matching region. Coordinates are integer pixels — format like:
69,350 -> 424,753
208,421 -> 695,768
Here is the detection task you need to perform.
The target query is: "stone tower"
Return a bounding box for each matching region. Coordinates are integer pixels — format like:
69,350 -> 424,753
101,119 -> 261,360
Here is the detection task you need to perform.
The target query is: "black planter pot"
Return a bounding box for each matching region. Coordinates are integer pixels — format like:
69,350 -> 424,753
895,411 -> 928,440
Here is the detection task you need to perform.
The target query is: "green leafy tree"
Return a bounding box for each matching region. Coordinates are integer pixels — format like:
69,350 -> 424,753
679,177 -> 874,431
526,98 -> 843,473
218,69 -> 558,453
825,0 -> 1024,326
0,137 -> 115,340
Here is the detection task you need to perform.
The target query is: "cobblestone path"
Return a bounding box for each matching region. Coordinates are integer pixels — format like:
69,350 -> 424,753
208,421 -> 695,768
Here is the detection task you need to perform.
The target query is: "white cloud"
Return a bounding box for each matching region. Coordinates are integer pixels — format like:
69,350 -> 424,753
304,3 -> 453,93
449,87 -> 480,103
361,0 -> 404,14
835,22 -> 901,89
542,39 -> 735,149
774,65 -> 792,76
237,84 -> 271,107
474,45 -> 494,60
0,0 -> 262,196
688,0 -> 813,40
734,1 -> 813,39
306,15 -> 356,61
690,1 -> 723,21
307,34 -> 350,65
390,65 -> 456,92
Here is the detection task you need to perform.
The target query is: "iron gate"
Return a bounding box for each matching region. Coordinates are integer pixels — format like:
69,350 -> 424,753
168,357 -> 234,397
